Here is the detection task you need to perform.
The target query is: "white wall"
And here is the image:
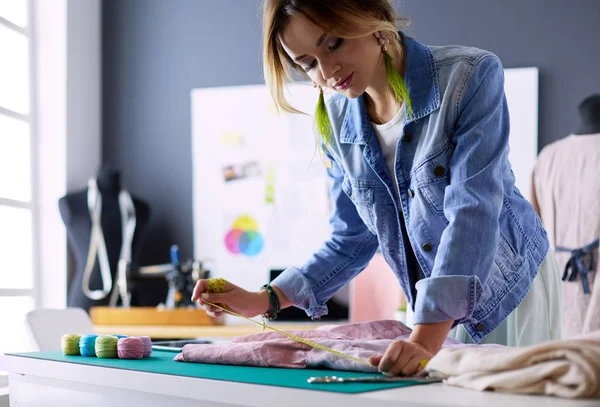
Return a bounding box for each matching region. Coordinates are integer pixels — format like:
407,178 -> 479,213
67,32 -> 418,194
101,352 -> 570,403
66,0 -> 102,191
33,0 -> 102,309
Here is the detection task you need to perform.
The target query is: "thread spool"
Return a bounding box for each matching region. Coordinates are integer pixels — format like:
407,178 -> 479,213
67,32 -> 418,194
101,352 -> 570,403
79,334 -> 99,357
117,337 -> 144,359
61,334 -> 81,355
207,278 -> 226,293
95,335 -> 119,358
134,336 -> 152,357
109,334 -> 128,339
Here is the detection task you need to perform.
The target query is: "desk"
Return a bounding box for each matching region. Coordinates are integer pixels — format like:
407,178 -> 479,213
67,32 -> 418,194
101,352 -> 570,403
1,352 -> 597,407
93,323 -> 324,339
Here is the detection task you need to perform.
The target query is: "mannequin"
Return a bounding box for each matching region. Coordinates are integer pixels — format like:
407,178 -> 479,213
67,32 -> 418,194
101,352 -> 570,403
574,94 -> 600,135
59,165 -> 150,311
531,93 -> 600,338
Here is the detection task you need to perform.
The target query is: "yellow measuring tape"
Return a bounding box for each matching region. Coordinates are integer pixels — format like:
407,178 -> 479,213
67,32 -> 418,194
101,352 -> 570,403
205,278 -> 372,367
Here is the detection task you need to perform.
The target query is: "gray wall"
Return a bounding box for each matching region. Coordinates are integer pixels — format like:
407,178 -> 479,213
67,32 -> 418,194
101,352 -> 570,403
103,0 -> 264,264
103,0 -> 600,265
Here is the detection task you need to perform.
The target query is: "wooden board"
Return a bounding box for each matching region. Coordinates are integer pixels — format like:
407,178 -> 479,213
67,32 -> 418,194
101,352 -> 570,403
89,306 -> 224,326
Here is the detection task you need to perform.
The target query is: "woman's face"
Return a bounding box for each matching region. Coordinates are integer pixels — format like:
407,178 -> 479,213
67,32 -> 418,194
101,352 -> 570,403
279,15 -> 381,99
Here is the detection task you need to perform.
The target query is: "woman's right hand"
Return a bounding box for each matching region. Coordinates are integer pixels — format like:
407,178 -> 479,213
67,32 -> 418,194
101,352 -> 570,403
191,279 -> 269,318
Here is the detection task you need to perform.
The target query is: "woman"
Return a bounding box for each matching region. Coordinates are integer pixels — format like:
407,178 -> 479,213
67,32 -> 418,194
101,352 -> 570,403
193,0 -> 561,376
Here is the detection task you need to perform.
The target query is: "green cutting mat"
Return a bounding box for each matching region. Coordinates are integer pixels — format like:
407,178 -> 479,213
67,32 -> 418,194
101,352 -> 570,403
9,350 -> 434,394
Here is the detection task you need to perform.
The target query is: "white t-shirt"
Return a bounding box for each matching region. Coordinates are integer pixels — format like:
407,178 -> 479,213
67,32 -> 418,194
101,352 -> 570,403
371,104 -> 423,307
371,104 -> 405,196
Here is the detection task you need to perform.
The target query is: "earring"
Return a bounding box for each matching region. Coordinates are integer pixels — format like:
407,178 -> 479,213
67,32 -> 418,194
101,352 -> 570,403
375,31 -> 391,51
312,81 -> 318,88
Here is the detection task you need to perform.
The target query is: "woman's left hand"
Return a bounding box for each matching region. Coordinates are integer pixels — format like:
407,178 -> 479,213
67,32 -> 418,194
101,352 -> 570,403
369,340 -> 433,376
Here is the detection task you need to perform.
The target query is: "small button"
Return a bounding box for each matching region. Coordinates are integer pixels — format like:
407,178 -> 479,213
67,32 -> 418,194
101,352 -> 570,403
402,133 -> 413,143
408,189 -> 415,198
422,243 -> 433,252
476,323 -> 485,332
433,165 -> 445,177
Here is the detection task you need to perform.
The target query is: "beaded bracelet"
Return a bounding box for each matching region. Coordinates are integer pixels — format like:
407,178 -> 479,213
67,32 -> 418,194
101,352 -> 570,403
261,284 -> 281,320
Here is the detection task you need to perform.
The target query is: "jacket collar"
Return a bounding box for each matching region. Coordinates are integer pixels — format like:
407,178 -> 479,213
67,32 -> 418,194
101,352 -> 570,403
340,33 -> 440,145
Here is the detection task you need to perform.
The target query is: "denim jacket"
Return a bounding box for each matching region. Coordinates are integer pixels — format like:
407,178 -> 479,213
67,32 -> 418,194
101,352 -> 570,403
272,34 -> 549,343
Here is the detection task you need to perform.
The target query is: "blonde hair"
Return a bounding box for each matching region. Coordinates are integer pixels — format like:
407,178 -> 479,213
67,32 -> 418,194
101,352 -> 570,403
262,0 -> 410,115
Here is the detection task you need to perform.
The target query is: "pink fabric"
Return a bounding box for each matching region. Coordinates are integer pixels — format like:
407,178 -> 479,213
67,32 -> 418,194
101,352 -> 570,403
174,320 -> 495,373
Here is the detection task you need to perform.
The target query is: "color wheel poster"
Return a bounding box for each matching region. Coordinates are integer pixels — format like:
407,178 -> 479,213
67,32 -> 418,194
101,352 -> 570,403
223,214 -> 264,258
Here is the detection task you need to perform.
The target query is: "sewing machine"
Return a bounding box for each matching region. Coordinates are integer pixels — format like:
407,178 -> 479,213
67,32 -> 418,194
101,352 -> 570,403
112,245 -> 211,309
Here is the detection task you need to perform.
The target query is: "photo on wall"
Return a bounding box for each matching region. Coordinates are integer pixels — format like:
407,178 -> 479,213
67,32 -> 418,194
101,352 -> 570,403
222,161 -> 262,183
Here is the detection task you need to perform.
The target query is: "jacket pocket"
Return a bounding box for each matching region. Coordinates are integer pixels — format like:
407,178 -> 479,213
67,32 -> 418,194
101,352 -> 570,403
411,143 -> 452,217
342,176 -> 376,232
495,231 -> 525,278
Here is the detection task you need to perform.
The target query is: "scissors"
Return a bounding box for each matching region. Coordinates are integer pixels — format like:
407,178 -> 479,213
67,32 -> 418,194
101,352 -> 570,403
307,374 -> 442,384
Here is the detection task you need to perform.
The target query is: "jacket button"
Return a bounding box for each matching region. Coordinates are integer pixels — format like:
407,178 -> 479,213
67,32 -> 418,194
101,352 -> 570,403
422,243 -> 433,252
476,323 -> 485,332
433,165 -> 445,177
402,133 -> 413,143
408,189 -> 415,198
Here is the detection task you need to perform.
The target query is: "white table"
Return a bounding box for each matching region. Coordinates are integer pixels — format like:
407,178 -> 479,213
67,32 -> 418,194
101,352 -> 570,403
1,353 -> 598,407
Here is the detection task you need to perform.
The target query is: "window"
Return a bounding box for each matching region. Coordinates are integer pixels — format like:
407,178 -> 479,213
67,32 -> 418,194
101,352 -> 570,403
0,0 -> 36,375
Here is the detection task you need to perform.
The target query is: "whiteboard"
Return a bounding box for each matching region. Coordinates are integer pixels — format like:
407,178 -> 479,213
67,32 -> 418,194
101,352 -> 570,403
503,67 -> 539,201
191,68 -> 538,321
191,84 -> 333,324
